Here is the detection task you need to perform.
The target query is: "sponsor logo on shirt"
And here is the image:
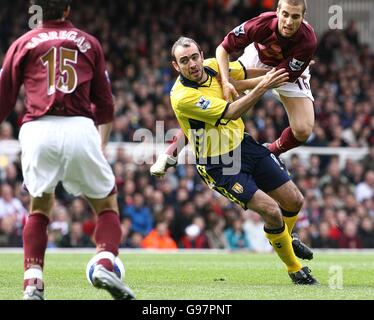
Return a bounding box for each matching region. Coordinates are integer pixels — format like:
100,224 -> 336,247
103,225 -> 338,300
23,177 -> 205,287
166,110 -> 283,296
289,58 -> 305,71
233,23 -> 246,37
196,96 -> 211,110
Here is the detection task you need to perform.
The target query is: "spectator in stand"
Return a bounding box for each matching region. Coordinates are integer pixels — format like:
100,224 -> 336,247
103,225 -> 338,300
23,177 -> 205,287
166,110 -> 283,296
319,157 -> 353,194
225,219 -> 251,251
360,146 -> 374,172
310,222 -> 338,248
206,216 -> 229,249
59,222 -> 94,248
243,211 -> 272,253
0,122 -> 14,141
358,217 -> 374,248
180,217 -> 210,249
355,171 -> 374,203
0,183 -> 27,226
141,221 -> 177,249
122,193 -> 153,236
337,220 -> 363,249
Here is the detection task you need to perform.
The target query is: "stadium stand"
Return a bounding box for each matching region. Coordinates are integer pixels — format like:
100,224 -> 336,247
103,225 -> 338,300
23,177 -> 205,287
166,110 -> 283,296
0,0 -> 373,250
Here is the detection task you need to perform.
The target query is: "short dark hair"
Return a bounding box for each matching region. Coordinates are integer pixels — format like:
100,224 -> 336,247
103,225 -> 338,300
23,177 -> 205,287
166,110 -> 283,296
171,37 -> 202,62
31,0 -> 71,21
277,0 -> 307,15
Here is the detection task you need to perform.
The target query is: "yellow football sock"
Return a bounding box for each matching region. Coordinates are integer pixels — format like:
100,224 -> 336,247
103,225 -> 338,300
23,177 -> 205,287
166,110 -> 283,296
264,224 -> 302,273
281,209 -> 298,235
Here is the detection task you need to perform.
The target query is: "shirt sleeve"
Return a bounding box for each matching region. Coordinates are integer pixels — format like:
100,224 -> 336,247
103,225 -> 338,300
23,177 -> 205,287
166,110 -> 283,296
90,39 -> 114,125
229,61 -> 246,80
220,16 -> 265,53
175,90 -> 229,127
0,41 -> 25,123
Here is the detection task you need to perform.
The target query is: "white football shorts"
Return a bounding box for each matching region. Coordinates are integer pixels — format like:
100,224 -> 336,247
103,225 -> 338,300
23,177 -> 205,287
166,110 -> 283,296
19,116 -> 115,199
238,43 -> 314,101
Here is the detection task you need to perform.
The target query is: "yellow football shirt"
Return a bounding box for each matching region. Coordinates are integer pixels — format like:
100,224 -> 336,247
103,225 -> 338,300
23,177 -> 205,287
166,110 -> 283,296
170,58 -> 246,160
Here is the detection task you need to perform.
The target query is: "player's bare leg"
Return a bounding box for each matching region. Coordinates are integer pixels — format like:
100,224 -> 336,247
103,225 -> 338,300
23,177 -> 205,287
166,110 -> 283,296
23,193 -> 54,300
268,96 -> 315,156
268,181 -> 314,260
86,194 -> 135,300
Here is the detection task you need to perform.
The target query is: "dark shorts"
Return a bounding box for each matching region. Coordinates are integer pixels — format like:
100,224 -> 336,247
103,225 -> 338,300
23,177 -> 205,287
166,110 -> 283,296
196,134 -> 290,209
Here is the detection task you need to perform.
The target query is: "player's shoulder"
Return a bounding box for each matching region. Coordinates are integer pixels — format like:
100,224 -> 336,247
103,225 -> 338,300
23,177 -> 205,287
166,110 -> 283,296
170,78 -> 198,107
300,21 -> 318,48
11,29 -> 39,46
203,58 -> 219,73
72,27 -> 102,48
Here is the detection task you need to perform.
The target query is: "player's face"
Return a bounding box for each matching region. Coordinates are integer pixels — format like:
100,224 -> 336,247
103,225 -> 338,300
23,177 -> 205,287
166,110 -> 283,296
276,2 -> 304,37
172,44 -> 206,83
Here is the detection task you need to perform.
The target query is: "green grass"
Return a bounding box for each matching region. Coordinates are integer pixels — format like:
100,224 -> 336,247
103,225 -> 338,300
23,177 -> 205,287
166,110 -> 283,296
1,251 -> 374,300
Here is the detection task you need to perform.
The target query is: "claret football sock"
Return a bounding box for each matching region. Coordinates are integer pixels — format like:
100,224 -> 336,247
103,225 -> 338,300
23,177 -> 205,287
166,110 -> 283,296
94,210 -> 122,258
268,127 -> 303,156
95,251 -> 115,272
23,213 -> 49,271
264,223 -> 302,273
281,209 -> 298,235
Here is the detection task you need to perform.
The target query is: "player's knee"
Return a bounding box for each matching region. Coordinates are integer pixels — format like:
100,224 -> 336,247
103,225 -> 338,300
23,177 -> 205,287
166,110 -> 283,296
87,194 -> 119,215
263,204 -> 283,228
290,190 -> 304,212
30,194 -> 54,216
293,125 -> 313,142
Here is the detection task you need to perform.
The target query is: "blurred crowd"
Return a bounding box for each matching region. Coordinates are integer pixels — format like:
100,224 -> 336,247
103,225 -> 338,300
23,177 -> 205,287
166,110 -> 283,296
0,0 -> 373,250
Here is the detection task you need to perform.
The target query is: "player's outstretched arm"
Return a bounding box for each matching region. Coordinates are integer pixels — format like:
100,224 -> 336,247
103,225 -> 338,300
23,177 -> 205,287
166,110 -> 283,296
216,44 -> 239,102
150,129 -> 187,177
224,68 -> 289,120
229,67 -> 271,93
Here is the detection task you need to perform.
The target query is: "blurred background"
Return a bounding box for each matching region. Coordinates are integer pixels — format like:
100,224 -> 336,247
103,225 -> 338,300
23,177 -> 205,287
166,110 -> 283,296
0,0 -> 373,251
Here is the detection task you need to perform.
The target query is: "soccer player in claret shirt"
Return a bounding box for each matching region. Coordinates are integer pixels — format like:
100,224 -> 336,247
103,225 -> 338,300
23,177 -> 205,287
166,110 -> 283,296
0,0 -> 135,300
217,0 -> 317,156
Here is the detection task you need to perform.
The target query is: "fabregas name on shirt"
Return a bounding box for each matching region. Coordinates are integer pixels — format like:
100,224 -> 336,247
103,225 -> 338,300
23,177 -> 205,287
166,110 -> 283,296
25,30 -> 92,53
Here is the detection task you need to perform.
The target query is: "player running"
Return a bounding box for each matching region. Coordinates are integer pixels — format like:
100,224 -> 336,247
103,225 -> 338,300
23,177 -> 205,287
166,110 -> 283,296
164,36 -> 318,285
0,0 -> 135,300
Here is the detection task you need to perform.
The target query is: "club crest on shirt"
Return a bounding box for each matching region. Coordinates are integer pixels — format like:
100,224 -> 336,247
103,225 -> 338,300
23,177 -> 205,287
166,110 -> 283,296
232,183 -> 244,194
233,23 -> 246,37
289,58 -> 305,71
196,96 -> 211,110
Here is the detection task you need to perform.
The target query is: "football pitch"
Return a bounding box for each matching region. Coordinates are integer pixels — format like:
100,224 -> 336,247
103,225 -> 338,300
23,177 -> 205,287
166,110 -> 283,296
1,250 -> 374,300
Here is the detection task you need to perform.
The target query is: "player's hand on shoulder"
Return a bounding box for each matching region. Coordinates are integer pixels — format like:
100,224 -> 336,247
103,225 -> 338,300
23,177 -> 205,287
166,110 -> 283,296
228,77 -> 243,94
222,81 -> 239,102
150,154 -> 177,177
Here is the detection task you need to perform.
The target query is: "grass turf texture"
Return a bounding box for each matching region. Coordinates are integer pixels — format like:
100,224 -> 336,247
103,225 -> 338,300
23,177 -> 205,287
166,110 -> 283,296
0,251 -> 373,300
